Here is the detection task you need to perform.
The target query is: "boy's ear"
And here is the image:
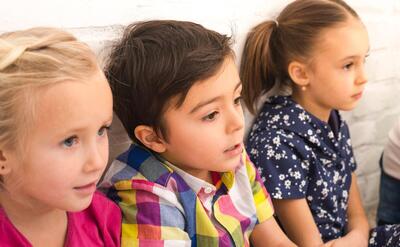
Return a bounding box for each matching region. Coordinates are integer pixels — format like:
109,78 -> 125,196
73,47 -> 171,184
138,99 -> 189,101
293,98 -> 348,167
288,61 -> 310,88
0,149 -> 12,175
134,125 -> 167,153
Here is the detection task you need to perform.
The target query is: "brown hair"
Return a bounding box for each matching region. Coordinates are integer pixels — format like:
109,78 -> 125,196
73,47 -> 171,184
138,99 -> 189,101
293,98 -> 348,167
105,20 -> 233,143
240,0 -> 359,114
0,27 -> 98,151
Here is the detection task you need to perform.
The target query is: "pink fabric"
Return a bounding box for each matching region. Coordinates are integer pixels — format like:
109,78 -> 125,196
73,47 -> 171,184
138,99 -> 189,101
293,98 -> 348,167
0,191 -> 121,247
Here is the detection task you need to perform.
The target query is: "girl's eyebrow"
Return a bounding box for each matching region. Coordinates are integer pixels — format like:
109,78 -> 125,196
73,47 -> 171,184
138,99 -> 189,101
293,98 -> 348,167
340,47 -> 370,61
190,81 -> 242,114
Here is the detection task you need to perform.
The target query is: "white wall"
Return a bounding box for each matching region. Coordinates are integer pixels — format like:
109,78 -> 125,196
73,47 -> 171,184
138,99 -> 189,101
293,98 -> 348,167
2,0 -> 400,226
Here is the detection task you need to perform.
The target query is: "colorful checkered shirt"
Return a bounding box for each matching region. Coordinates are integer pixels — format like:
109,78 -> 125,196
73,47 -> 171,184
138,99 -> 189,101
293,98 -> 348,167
100,144 -> 274,247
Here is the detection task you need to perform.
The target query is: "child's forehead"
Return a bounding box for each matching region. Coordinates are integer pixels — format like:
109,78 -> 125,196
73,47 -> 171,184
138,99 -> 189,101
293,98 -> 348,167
30,76 -> 112,131
312,19 -> 368,58
167,58 -> 241,113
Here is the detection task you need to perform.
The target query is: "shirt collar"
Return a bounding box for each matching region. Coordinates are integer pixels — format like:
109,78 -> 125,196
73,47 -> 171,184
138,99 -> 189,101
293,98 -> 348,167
122,144 -> 241,194
158,151 -> 244,194
162,159 -> 216,195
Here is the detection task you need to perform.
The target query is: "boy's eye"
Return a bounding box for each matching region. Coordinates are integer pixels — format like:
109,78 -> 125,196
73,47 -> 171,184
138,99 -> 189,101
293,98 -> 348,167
202,111 -> 219,121
63,136 -> 78,147
98,126 -> 110,137
234,96 -> 242,105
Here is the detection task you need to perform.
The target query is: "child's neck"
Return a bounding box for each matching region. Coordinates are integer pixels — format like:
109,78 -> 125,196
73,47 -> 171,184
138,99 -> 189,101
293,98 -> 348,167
291,91 -> 331,122
160,153 -> 214,184
0,193 -> 68,247
177,165 -> 213,184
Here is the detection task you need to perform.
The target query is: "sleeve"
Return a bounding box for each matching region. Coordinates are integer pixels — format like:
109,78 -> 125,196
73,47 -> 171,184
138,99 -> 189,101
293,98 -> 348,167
243,151 -> 274,224
247,130 -> 310,199
111,179 -> 191,247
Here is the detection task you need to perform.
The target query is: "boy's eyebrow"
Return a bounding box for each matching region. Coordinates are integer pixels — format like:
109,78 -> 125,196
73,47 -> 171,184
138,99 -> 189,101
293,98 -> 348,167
189,81 -> 242,114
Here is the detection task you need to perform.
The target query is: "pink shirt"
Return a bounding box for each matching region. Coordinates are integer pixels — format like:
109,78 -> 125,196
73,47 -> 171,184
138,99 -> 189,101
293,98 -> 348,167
0,191 -> 121,247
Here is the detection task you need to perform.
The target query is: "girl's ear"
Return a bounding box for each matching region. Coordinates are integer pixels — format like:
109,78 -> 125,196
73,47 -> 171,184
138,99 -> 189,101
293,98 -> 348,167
0,150 -> 12,175
134,125 -> 167,153
288,61 -> 310,88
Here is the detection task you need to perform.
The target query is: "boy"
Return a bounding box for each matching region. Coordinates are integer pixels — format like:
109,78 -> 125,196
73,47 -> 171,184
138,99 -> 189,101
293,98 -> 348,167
101,20 -> 294,247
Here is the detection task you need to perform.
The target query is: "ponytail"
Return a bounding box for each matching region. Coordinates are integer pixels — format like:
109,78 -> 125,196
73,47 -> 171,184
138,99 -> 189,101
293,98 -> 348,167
240,21 -> 277,114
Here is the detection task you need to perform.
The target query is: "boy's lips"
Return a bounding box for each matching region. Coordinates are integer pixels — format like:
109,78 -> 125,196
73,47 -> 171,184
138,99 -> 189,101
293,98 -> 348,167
224,143 -> 243,156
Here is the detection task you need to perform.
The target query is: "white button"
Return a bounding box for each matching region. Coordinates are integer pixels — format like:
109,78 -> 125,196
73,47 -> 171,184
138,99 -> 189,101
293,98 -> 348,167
204,187 -> 213,194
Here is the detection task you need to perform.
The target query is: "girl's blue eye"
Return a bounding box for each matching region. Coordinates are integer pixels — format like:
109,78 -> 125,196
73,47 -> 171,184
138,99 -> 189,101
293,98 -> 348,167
202,111 -> 218,121
98,126 -> 110,137
63,136 -> 77,147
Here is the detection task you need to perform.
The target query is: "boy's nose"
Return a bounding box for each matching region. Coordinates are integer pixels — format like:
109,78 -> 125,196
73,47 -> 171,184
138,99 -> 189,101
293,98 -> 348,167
226,108 -> 244,134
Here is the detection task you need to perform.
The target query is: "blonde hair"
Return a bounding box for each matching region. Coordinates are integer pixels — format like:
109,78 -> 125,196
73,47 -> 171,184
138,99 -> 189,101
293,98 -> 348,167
0,27 -> 99,150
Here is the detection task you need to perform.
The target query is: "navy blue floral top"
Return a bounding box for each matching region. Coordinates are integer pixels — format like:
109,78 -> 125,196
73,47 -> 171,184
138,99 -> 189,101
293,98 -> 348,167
246,96 -> 357,241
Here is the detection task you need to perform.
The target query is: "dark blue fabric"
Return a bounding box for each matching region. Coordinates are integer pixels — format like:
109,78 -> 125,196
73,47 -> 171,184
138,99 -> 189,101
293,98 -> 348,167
246,96 -> 400,246
247,96 -> 356,241
377,153 -> 400,225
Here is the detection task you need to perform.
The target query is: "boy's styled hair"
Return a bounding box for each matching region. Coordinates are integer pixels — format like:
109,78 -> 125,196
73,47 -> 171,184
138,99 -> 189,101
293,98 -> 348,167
240,0 -> 360,114
105,20 -> 233,143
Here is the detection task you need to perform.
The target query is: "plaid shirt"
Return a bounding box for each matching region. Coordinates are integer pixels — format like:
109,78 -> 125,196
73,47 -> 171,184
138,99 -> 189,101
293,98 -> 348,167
100,144 -> 274,247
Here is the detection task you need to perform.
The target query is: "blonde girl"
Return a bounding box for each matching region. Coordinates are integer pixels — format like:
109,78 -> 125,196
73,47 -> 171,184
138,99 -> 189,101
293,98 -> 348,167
0,27 -> 120,246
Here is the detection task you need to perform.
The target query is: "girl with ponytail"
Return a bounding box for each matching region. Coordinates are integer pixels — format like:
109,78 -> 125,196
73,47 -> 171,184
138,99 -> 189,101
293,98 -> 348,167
241,0 -> 400,246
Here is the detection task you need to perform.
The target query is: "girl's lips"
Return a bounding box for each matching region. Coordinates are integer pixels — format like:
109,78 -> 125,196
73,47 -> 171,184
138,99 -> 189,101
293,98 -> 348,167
74,182 -> 97,194
352,92 -> 363,99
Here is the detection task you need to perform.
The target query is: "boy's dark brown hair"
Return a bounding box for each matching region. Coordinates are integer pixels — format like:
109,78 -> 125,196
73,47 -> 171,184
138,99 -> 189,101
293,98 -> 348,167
105,20 -> 233,143
240,0 -> 360,114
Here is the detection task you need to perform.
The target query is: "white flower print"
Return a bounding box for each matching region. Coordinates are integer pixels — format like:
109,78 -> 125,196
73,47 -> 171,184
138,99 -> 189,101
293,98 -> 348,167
309,136 -> 319,145
267,149 -> 275,158
246,96 -> 367,241
298,112 -> 307,121
283,114 -> 289,121
321,188 -> 329,198
273,136 -> 281,146
293,171 -> 301,179
333,171 -> 340,184
301,161 -> 309,169
284,180 -> 291,189
272,115 -> 280,122
274,189 -> 283,199
250,148 -> 258,155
